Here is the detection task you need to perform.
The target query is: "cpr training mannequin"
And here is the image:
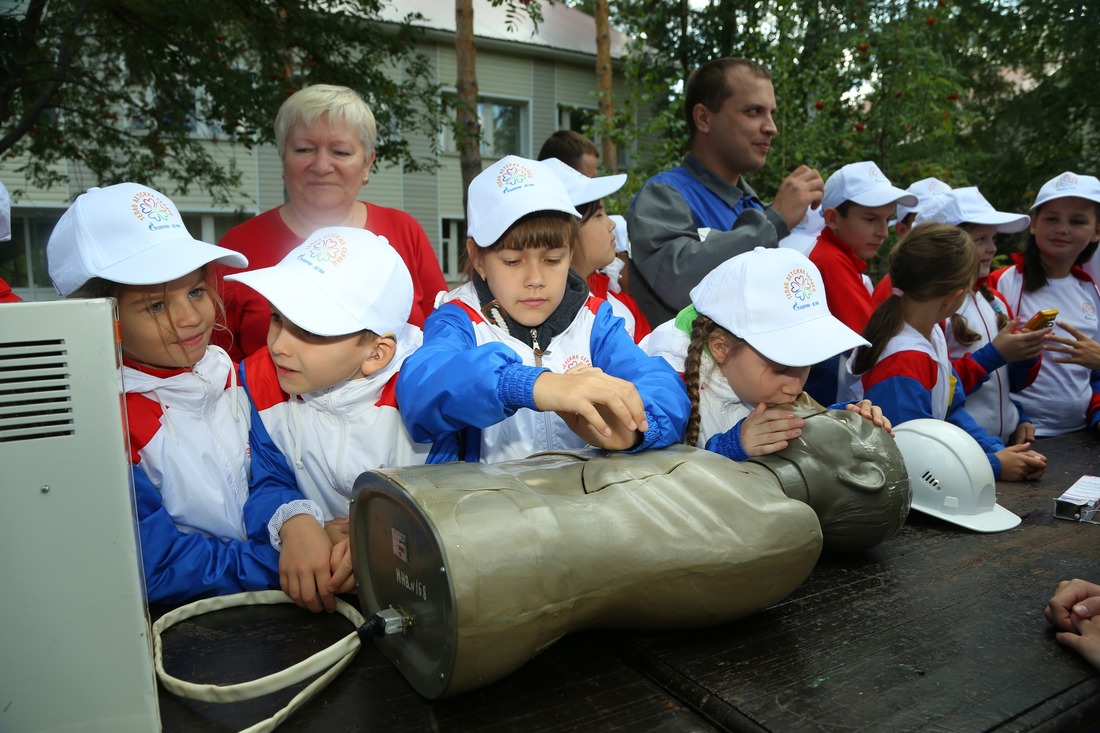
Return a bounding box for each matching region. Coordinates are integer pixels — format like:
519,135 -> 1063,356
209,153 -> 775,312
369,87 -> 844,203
348,444 -> 824,698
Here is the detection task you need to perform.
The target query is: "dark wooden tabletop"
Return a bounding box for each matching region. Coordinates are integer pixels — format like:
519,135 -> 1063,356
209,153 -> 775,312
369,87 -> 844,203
156,430 -> 1100,732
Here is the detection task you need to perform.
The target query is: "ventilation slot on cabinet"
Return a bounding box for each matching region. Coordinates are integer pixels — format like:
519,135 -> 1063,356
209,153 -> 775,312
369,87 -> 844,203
0,339 -> 74,443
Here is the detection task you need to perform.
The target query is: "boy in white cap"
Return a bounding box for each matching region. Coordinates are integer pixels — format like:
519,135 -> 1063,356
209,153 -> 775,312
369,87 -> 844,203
541,157 -> 651,342
894,176 -> 953,238
988,172 -> 1100,436
644,246 -> 889,458
226,227 -> 429,612
805,161 -> 917,404
397,155 -> 689,464
914,187 -> 1047,444
45,182 -> 286,604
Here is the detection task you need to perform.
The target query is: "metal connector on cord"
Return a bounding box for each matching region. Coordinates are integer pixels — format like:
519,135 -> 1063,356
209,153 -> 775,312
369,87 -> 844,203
358,607 -> 410,641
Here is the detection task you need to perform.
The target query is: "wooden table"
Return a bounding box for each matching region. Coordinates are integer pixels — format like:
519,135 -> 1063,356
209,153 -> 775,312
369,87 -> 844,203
156,430 -> 1100,732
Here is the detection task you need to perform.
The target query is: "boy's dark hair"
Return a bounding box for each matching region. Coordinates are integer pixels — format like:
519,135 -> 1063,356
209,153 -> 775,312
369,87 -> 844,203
684,58 -> 771,142
537,130 -> 598,171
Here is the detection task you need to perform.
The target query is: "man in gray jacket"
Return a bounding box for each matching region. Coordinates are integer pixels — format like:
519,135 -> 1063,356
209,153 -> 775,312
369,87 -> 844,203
628,58 -> 824,326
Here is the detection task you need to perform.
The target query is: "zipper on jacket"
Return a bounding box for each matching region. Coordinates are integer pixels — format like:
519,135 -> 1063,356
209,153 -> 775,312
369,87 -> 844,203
531,329 -> 550,367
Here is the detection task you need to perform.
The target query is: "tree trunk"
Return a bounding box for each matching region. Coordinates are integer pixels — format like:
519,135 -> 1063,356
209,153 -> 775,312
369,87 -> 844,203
594,0 -> 616,172
455,0 -> 481,226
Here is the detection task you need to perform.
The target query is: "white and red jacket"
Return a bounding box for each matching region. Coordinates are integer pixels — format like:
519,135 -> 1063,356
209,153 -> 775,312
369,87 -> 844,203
947,285 -> 1040,442
240,327 -> 428,522
122,347 -> 280,603
989,260 -> 1100,436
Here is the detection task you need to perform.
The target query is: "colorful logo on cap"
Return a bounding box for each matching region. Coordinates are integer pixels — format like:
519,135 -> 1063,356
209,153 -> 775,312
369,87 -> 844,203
926,180 -> 949,195
865,164 -> 888,183
783,267 -> 818,304
304,232 -> 348,266
1055,173 -> 1079,191
130,191 -> 174,225
496,162 -> 534,193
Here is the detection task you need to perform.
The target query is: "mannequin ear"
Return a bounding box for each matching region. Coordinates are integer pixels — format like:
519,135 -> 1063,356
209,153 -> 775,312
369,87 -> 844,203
360,336 -> 396,377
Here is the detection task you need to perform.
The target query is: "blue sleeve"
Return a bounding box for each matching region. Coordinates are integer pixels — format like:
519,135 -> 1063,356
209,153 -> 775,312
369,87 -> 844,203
1089,369 -> 1100,430
862,374 -> 939,426
945,369 -> 1006,478
239,362 -> 309,544
397,303 -> 548,443
133,464 -> 280,604
589,302 -> 689,450
704,418 -> 750,461
1011,397 -> 1032,427
1007,354 -> 1041,393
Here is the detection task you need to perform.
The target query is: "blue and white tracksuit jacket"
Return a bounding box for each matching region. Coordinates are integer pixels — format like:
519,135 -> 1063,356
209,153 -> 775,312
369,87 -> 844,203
121,347 -> 280,604
846,324 -> 1007,477
396,281 -> 690,464
240,326 -> 429,525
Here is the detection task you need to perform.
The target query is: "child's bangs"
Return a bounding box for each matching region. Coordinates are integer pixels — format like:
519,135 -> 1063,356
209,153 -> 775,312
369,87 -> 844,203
498,212 -> 579,252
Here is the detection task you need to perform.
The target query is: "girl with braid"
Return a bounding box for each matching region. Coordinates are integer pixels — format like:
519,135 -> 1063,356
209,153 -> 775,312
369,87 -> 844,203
643,246 -> 889,461
914,188 -> 1048,444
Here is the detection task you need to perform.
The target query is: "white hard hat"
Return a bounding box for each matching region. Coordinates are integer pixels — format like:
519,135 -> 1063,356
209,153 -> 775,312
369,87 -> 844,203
892,419 -> 1020,533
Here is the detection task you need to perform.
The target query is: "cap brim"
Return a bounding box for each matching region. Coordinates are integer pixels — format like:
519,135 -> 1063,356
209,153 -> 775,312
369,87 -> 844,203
910,501 -> 1021,532
574,173 -> 627,205
746,315 -> 870,368
471,203 -> 581,247
965,212 -> 1030,233
98,237 -> 247,286
850,189 -> 919,208
226,265 -> 365,337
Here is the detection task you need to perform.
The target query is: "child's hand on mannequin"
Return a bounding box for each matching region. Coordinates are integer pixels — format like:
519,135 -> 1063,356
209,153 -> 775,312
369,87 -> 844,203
328,539 -> 357,595
992,318 -> 1048,362
845,399 -> 893,435
995,442 -> 1047,481
323,516 -> 349,544
279,514 -> 337,613
535,366 -> 648,451
739,403 -> 805,457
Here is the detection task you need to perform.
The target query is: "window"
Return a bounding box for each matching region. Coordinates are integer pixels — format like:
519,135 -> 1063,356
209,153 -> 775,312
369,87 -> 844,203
442,95 -> 528,157
556,104 -> 630,170
440,218 -> 468,283
3,212 -> 63,302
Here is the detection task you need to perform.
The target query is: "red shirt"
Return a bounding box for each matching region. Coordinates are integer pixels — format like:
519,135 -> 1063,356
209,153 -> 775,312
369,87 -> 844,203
0,277 -> 21,303
214,203 -> 447,360
586,271 -> 652,343
808,227 -> 873,335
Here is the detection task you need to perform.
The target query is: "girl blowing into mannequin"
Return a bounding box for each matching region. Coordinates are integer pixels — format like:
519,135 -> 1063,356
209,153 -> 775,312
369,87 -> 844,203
643,246 -> 890,460
46,183 -> 303,603
988,172 -> 1100,437
847,222 -> 1047,481
397,156 -> 689,463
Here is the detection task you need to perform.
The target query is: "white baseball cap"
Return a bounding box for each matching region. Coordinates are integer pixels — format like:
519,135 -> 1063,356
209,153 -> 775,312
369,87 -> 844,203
541,157 -> 627,207
895,176 -> 953,223
822,161 -> 918,211
466,156 -> 580,247
1031,172 -> 1100,211
777,205 -> 825,256
47,183 -> 247,297
225,226 -> 413,338
915,187 -> 1030,233
690,246 -> 869,367
0,180 -> 11,242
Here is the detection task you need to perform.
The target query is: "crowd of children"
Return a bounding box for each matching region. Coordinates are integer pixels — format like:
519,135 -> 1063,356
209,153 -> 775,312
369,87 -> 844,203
31,116 -> 1100,649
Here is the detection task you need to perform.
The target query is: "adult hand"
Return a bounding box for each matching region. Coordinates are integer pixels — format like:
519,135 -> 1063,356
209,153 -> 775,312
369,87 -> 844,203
279,514 -> 337,613
994,442 -> 1047,481
991,318 -> 1048,363
1047,321 -> 1100,370
770,165 -> 825,230
535,366 -> 648,451
739,402 -> 804,457
1046,579 -> 1100,633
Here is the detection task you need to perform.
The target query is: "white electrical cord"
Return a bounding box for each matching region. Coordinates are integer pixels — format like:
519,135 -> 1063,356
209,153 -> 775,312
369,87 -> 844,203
152,590 -> 365,733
